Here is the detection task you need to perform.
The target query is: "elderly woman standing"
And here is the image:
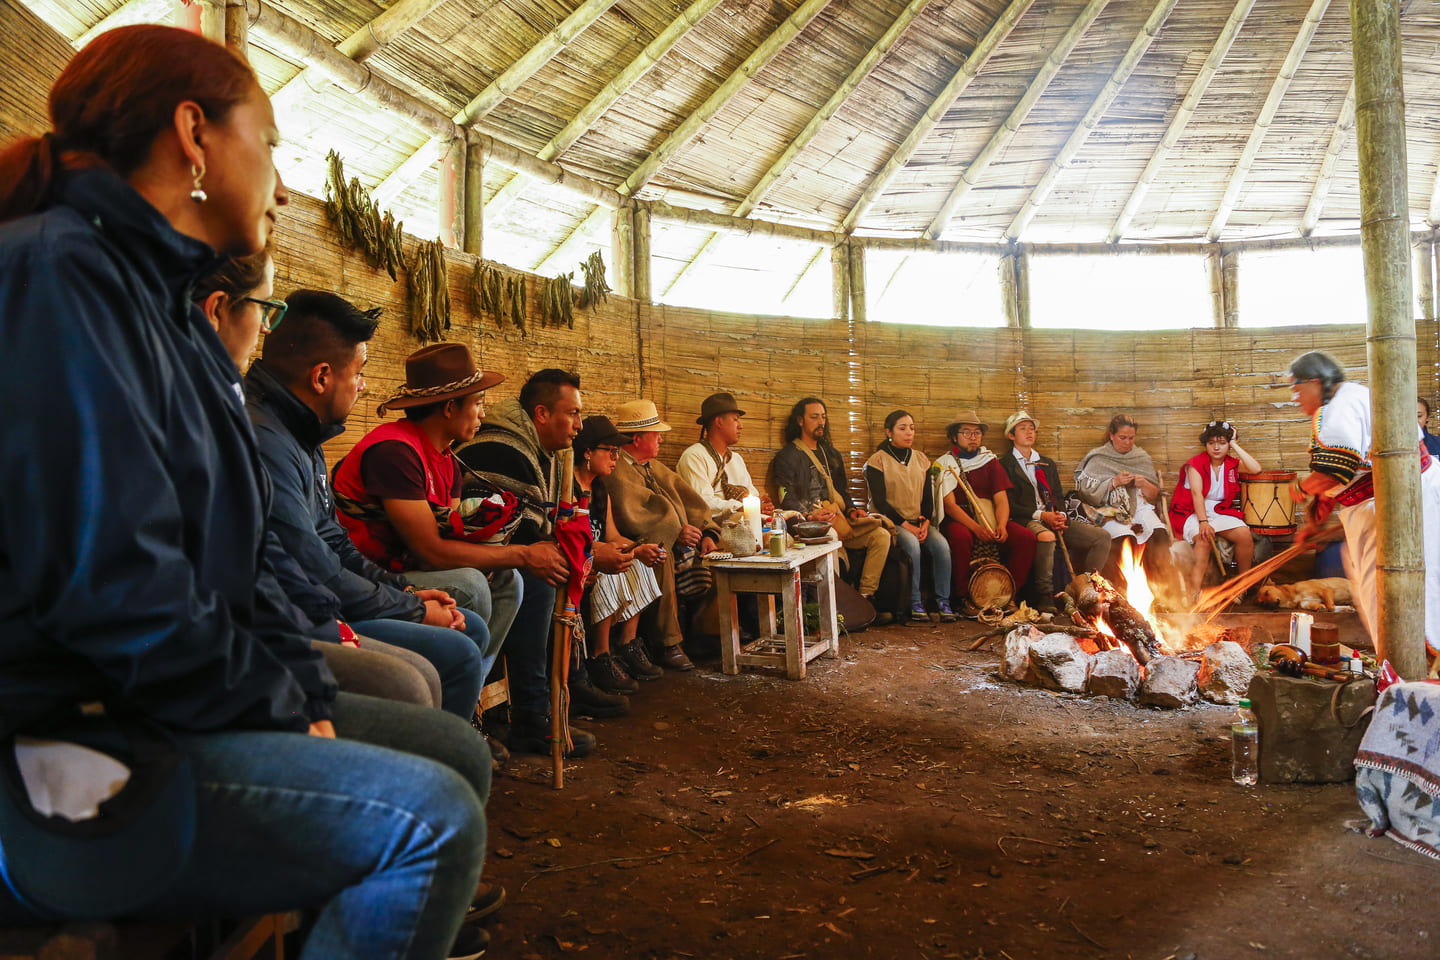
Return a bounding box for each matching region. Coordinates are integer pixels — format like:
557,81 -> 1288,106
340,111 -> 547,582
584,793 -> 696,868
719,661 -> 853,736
0,26 -> 486,959
1170,421 -> 1262,596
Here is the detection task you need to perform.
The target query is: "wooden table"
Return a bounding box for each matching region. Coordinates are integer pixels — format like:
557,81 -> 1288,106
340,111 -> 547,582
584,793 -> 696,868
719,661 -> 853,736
704,539 -> 842,680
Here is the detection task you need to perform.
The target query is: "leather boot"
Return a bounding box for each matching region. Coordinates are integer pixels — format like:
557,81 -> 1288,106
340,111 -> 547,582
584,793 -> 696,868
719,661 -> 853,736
588,651 -> 639,694
568,657 -> 631,717
509,711 -> 596,758
616,638 -> 663,680
653,643 -> 695,671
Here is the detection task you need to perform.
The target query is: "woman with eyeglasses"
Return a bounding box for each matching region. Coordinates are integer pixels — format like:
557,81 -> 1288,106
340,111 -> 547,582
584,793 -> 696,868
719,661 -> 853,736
192,247 -> 283,370
0,25 -> 488,959
1169,421 -> 1261,596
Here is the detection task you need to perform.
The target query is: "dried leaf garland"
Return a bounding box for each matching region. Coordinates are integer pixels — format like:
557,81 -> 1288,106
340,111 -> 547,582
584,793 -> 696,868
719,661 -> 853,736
407,238 -> 450,344
506,276 -> 527,333
324,151 -> 405,281
470,263 -> 505,326
579,251 -> 611,309
540,274 -> 575,329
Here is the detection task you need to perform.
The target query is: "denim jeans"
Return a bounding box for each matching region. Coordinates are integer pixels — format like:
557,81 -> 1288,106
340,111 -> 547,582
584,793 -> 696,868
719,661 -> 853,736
896,526 -> 953,603
509,569 -> 556,721
403,567 -> 520,656
350,610 -> 487,718
0,694 -> 488,960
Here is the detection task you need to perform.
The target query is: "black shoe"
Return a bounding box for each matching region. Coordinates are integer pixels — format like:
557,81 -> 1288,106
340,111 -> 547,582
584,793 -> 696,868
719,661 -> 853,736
568,660 -> 630,718
466,881 -> 506,922
616,639 -> 663,680
448,922 -> 489,959
654,643 -> 695,671
872,611 -> 894,627
471,709 -> 509,768
588,651 -> 640,694
509,716 -> 597,758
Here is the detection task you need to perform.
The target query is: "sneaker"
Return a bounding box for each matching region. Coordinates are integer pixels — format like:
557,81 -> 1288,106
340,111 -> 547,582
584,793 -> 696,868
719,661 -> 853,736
616,639 -> 664,680
588,651 -> 640,695
906,601 -> 929,626
568,667 -> 630,718
509,715 -> 596,758
448,922 -> 489,959
466,881 -> 507,922
936,599 -> 958,623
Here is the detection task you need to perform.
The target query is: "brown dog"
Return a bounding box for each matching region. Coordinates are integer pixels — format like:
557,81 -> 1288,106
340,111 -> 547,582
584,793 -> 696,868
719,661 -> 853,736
1255,578 -> 1353,612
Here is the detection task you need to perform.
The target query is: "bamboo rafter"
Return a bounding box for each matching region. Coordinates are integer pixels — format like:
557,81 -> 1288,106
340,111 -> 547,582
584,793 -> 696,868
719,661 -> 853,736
923,0 -> 1112,241
1107,0 -> 1256,243
535,205 -> 612,275
617,0 -> 836,198
484,0 -> 726,219
840,0 -> 1035,235
1206,0 -> 1334,242
1005,0 -> 1180,241
1301,81 -> 1357,236
662,0 -> 933,296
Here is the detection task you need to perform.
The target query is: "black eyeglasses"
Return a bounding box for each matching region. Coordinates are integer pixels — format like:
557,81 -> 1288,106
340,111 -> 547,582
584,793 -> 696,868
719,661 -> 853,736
242,297 -> 288,333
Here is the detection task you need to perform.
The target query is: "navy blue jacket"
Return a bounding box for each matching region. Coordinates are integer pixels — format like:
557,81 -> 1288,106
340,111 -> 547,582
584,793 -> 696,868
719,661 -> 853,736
245,360 -> 424,625
0,167 -> 334,735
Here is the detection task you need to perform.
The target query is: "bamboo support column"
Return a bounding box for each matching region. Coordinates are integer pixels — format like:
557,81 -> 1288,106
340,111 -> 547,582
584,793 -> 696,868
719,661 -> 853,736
1415,237 -> 1435,322
847,242 -> 867,325
1207,247 -> 1224,327
831,245 -> 850,321
1352,0 -> 1424,677
1014,248 -> 1031,330
463,137 -> 484,257
225,0 -> 249,51
612,203 -> 636,300
633,203 -> 653,305
1221,249 -> 1240,327
438,137 -> 463,249
999,252 -> 1019,328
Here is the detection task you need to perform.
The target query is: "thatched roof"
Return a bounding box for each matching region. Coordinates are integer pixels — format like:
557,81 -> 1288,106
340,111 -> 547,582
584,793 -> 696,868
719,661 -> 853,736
20,0 -> 1440,262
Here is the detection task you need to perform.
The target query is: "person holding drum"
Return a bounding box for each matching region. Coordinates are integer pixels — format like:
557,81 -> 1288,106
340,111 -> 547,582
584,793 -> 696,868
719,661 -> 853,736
865,410 -> 955,623
1169,421 -> 1261,597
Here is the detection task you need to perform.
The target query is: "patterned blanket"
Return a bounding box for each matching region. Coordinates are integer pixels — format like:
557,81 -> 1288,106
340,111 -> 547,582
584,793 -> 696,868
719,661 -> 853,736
1355,681 -> 1440,860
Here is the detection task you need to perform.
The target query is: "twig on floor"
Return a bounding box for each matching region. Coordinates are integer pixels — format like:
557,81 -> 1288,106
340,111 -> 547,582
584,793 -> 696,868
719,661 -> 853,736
520,851 -> 687,891
1069,919 -> 1107,950
733,837 -> 781,863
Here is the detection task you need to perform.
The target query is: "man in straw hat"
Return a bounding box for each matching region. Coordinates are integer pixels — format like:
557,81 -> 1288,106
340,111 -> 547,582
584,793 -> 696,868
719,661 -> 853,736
459,369 -> 634,733
771,397 -> 892,602
998,410 -> 1110,612
334,345 -> 593,759
676,391 -> 769,521
609,399 -> 723,671
934,411 -> 1037,616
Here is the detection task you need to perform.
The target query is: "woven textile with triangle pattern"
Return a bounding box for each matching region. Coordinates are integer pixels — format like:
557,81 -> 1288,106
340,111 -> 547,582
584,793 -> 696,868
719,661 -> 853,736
1355,681 -> 1440,860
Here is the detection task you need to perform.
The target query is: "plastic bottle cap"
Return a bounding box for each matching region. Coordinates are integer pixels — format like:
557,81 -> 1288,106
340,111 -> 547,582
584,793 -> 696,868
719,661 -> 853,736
1238,698 -> 1251,708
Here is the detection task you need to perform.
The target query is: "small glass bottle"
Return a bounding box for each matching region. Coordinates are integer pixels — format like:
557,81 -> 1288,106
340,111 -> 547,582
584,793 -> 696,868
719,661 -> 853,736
1231,697 -> 1259,787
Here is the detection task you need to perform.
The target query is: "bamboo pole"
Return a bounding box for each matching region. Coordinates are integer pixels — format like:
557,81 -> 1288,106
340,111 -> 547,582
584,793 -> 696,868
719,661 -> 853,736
633,203 -> 653,304
470,132 -> 622,210
374,139 -> 448,208
661,233 -> 721,297
782,246 -> 827,305
648,202 -> 843,245
618,0 -> 835,198
463,137 -> 484,257
832,244 -> 851,321
1005,0 -> 1180,241
1352,0 -> 1424,678
76,0 -> 172,49
841,0 -> 1035,234
1207,246 -> 1224,327
924,0 -> 1112,241
485,0 -> 726,221
1301,82 -> 1357,237
1221,249 -> 1240,327
438,137 -> 464,249
1108,0 -> 1255,243
536,204 -> 611,275
1014,248 -> 1031,330
847,241 -> 867,324
198,0 -> 225,43
612,204 -> 636,300
1415,238 -> 1435,323
999,251 -> 1019,328
1207,0 -> 1333,242
550,448 -> 576,788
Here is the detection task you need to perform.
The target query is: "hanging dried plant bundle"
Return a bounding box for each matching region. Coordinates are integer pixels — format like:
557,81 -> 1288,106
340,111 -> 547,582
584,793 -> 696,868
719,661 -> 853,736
541,274 -> 575,329
506,275 -> 527,333
470,263 -> 505,326
323,150 -> 404,281
579,251 -> 611,309
408,238 -> 450,344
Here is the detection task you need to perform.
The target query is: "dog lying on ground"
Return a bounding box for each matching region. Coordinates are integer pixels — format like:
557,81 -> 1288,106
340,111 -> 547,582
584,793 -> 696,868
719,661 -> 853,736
1255,578 -> 1353,612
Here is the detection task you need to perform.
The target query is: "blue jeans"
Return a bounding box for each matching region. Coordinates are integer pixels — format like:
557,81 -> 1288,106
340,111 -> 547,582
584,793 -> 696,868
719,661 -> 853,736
0,694 -> 488,960
403,567 -> 520,655
896,526 -> 952,603
509,569 -> 556,721
351,609 -> 487,718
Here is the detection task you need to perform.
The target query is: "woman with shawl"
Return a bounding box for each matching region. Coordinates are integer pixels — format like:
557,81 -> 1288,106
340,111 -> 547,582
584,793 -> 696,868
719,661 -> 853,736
1074,415 -> 1179,590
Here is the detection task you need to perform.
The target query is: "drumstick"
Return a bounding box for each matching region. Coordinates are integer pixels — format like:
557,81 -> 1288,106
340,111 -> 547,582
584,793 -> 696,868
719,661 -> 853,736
1209,536 -> 1228,579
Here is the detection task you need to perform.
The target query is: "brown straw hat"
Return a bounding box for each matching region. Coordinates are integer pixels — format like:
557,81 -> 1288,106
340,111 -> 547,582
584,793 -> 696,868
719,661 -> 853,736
947,410 -> 989,434
613,399 -> 672,433
377,343 -> 505,415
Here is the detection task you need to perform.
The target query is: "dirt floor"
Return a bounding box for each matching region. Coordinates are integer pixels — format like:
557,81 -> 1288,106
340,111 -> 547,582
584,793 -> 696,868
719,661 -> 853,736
479,616 -> 1440,960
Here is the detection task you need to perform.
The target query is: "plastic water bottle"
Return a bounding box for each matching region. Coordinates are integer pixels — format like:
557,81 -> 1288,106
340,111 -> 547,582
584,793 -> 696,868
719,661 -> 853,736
1231,697 -> 1259,786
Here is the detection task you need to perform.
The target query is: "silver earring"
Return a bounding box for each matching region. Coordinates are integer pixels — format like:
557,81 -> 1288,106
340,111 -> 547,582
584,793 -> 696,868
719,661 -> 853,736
190,164 -> 207,203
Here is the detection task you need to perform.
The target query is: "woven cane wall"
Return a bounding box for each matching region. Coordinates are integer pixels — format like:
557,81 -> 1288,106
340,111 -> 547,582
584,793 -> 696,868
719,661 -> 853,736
0,0 -> 72,144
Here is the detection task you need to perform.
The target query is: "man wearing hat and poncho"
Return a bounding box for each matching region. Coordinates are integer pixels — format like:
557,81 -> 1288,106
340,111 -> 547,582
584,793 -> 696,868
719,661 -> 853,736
676,392 -> 769,521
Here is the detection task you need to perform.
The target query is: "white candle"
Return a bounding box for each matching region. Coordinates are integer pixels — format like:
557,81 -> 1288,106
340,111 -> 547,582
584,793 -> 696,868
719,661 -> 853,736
742,495 -> 763,549
1290,612 -> 1313,656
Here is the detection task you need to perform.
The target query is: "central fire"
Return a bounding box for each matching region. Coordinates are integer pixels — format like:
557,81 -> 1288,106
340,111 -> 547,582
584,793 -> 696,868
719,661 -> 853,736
1115,540 -> 1157,627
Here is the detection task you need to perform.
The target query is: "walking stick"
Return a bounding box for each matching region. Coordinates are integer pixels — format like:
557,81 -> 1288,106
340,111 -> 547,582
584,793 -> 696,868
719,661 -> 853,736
550,448 -> 575,789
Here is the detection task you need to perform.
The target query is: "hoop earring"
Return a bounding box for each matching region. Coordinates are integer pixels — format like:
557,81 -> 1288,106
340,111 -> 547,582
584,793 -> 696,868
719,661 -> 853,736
190,164 -> 208,203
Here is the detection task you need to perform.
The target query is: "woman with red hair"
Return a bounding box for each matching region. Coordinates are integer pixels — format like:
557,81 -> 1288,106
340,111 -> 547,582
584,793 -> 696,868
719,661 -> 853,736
0,26 -> 487,960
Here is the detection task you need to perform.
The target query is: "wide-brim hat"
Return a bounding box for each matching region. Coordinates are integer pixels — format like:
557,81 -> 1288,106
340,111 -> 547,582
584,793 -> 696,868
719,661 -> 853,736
614,398 -> 672,433
1004,410 -> 1038,436
574,415 -> 632,454
947,410 -> 989,434
377,342 -> 505,415
696,391 -> 746,425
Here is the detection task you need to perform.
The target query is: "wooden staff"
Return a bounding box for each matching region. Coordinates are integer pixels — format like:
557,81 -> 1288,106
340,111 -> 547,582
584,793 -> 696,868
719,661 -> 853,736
944,464 -> 998,536
1209,536 -> 1228,580
550,448 -> 575,789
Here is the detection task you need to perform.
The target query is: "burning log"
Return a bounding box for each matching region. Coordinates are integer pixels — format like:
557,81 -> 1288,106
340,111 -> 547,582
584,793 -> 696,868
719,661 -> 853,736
1065,573 -> 1162,666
